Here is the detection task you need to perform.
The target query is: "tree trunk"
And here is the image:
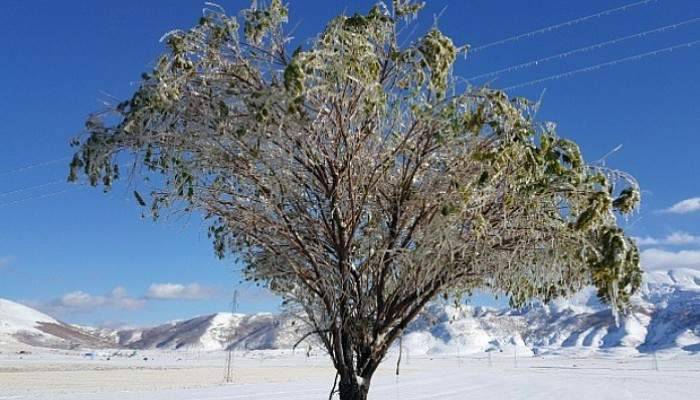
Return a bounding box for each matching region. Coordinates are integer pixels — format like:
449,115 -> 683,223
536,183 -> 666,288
338,373 -> 369,400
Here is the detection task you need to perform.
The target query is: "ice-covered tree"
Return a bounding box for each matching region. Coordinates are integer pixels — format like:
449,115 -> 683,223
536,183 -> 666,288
69,2 -> 642,399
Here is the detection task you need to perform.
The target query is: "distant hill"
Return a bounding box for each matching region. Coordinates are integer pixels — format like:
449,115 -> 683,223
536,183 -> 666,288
116,312 -> 308,351
0,298 -> 114,350
1,269 -> 699,355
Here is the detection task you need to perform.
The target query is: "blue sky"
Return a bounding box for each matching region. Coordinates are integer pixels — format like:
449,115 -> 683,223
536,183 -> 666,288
1,0 -> 699,326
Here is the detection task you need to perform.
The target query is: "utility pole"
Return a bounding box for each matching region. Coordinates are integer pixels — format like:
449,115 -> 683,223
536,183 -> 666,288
224,289 -> 239,383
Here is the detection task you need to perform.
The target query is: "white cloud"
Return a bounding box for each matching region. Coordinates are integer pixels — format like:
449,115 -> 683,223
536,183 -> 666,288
634,236 -> 660,246
39,283 -> 215,317
145,283 -> 215,300
663,197 -> 700,214
50,287 -> 145,313
110,286 -> 128,298
641,248 -> 700,270
634,232 -> 700,247
59,291 -> 105,309
109,287 -> 147,310
665,232 -> 700,245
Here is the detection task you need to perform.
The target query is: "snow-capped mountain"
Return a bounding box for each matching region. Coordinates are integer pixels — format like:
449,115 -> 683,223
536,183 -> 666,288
0,297 -> 309,352
117,312 -> 310,351
0,298 -> 114,349
401,268 -> 700,355
1,269 -> 699,354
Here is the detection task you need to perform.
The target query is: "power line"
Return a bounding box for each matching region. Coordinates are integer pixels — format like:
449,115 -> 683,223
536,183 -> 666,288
503,39 -> 700,91
0,188 -> 72,208
0,161 -> 132,206
470,0 -> 659,53
467,17 -> 700,81
0,157 -> 71,177
0,179 -> 64,198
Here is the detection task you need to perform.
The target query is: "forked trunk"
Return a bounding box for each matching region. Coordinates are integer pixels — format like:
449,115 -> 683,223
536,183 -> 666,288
338,373 -> 370,400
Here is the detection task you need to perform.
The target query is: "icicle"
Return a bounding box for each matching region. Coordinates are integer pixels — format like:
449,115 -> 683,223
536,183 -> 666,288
610,279 -> 620,326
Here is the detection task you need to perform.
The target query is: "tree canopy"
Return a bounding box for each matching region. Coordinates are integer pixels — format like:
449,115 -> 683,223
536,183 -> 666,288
69,1 -> 641,399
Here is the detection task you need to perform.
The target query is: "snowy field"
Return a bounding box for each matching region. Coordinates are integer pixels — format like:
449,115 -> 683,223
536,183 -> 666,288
1,348 -> 698,399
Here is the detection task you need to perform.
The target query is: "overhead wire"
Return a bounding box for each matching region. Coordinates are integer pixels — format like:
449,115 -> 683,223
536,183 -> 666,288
502,39 -> 700,91
0,162 -> 133,208
467,17 -> 700,82
0,156 -> 71,177
0,189 -> 73,208
470,0 -> 659,53
0,179 -> 64,198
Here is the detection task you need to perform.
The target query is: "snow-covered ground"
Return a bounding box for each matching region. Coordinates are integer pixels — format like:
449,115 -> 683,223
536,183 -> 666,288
1,348 -> 698,399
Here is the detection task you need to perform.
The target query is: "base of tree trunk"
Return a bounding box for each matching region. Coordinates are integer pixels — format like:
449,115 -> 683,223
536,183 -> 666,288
338,376 -> 369,400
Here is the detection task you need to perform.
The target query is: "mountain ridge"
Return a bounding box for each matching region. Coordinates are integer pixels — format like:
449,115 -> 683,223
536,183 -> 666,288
1,268 -> 699,355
